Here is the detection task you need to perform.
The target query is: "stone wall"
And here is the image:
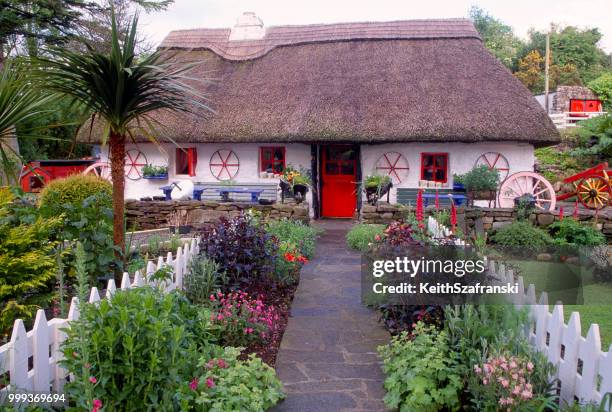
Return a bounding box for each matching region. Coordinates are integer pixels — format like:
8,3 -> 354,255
360,203 -> 612,242
552,85 -> 599,113
126,200 -> 310,230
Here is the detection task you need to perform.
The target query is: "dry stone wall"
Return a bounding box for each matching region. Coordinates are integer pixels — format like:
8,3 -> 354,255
360,203 -> 612,242
126,200 -> 309,230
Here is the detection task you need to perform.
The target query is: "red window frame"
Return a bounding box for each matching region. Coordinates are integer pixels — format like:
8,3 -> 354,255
420,153 -> 448,183
260,147 -> 286,173
176,147 -> 197,176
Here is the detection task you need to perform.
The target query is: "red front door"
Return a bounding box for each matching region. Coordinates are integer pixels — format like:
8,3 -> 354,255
321,145 -> 357,218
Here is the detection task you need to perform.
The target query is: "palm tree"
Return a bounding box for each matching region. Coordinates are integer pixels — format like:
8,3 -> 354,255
0,61 -> 57,185
35,12 -> 209,251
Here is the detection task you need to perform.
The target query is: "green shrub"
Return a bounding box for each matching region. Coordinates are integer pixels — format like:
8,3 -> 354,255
378,322 -> 462,411
185,256 -> 228,304
266,218 -> 319,258
548,218 -> 606,246
60,287 -> 203,411
39,174 -> 112,214
456,165 -> 500,192
346,224 -> 385,252
179,346 -> 285,411
490,221 -> 553,247
0,214 -> 61,340
588,71 -> 612,110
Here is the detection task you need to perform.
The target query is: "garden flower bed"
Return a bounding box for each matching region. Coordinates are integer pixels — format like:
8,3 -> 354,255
1,178 -> 318,411
348,207 -> 612,410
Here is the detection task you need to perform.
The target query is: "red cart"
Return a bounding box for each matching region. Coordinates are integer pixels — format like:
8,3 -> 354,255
556,162 -> 611,210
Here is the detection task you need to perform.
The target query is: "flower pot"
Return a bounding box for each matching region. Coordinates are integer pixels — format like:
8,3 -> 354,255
468,190 -> 497,201
170,225 -> 192,234
453,182 -> 466,192
143,174 -> 168,180
293,184 -> 309,203
365,181 -> 393,205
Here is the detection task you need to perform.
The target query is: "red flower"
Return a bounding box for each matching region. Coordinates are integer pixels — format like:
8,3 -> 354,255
189,377 -> 199,390
206,377 -> 215,388
284,252 -> 296,262
297,256 -> 309,264
89,376 -> 97,384
217,359 -> 227,369
92,399 -> 102,412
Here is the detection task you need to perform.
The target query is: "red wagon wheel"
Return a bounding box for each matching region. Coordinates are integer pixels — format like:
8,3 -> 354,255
576,175 -> 610,210
475,152 -> 510,181
498,171 -> 556,211
210,149 -> 240,181
374,152 -> 409,184
125,149 -> 148,181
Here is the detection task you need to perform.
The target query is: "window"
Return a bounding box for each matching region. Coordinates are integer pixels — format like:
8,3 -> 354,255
420,153 -> 448,183
260,147 -> 286,173
176,148 -> 197,176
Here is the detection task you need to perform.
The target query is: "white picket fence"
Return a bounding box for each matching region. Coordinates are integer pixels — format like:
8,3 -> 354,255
0,237 -> 200,397
427,215 -> 611,409
427,216 -> 466,246
490,259 -> 612,409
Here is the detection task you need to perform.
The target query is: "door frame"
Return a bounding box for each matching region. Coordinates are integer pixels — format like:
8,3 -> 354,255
317,143 -> 361,218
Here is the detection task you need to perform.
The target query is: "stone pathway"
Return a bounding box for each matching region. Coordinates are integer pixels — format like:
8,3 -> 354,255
273,220 -> 389,412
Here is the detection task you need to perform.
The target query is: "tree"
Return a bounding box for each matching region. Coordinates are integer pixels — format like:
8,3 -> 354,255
469,6 -> 523,69
35,12 -> 210,252
514,50 -> 545,93
588,71 -> 612,110
518,25 -> 611,84
0,60 -> 57,184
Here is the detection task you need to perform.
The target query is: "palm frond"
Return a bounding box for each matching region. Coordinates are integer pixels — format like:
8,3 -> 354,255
31,11 -> 212,143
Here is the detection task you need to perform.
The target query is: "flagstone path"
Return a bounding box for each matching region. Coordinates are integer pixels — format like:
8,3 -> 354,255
273,220 -> 389,412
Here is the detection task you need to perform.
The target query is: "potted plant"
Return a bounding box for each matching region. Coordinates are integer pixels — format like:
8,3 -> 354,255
280,165 -> 311,203
452,173 -> 466,191
461,165 -> 500,202
364,174 -> 393,205
142,164 -> 168,179
168,210 -> 191,234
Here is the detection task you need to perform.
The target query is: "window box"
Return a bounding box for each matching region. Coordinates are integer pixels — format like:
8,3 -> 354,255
143,174 -> 169,180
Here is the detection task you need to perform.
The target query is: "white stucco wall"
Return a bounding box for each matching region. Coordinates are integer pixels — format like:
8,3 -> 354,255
103,141 -> 534,214
100,142 -> 313,208
360,142 -> 535,204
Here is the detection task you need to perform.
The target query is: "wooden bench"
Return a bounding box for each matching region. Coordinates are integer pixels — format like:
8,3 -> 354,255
193,182 -> 277,202
396,188 -> 466,207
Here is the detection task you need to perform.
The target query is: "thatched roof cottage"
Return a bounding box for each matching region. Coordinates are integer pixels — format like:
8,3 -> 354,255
86,12 -> 560,218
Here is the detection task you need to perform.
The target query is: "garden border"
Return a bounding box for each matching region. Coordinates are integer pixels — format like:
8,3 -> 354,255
0,238 -> 200,397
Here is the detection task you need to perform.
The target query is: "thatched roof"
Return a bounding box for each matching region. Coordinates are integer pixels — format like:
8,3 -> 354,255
78,18 -> 560,146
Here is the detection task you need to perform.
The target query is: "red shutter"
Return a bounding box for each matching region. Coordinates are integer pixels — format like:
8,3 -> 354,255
188,148 -> 197,176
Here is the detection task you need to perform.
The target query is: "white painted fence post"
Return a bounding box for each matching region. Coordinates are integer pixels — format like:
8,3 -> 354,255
9,319 -> 29,390
576,325 -> 601,402
559,312 -> 581,403
174,246 -> 183,289
31,310 -> 50,392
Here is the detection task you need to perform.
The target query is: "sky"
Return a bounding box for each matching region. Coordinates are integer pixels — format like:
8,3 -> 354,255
138,0 -> 612,52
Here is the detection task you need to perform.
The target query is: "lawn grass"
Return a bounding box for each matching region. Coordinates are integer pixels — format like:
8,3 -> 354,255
509,260 -> 612,349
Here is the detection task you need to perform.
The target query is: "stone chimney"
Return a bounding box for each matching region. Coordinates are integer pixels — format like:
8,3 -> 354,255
229,12 -> 265,41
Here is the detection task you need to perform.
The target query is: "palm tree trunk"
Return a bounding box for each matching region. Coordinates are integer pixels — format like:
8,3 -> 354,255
109,131 -> 126,253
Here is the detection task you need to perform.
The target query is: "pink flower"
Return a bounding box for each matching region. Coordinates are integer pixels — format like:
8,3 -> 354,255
89,376 -> 97,384
85,363 -> 91,369
189,377 -> 198,390
206,377 -> 215,388
483,378 -> 488,385
500,379 -> 509,388
92,399 -> 102,412
217,359 -> 227,369
526,362 -> 534,371
375,235 -> 381,241
473,365 -> 482,374
521,390 -> 532,400
206,360 -> 215,369
513,385 -> 521,395
209,295 -> 216,301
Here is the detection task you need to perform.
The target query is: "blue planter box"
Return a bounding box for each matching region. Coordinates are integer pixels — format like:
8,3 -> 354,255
453,183 -> 465,191
143,174 -> 168,180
